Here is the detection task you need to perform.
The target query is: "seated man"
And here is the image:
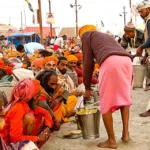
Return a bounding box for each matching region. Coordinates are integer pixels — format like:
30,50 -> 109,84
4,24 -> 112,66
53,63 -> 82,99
56,57 -> 83,97
66,55 -> 78,87
0,79 -> 53,148
44,56 -> 58,71
31,58 -> 44,76
36,70 -> 78,123
0,58 -> 14,103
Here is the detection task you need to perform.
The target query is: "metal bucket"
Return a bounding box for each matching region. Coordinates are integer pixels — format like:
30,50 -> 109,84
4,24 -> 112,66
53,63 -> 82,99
133,65 -> 146,88
76,108 -> 100,139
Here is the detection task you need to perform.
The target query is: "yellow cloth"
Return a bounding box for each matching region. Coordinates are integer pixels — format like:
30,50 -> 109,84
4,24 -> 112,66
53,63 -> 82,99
64,50 -> 71,57
67,55 -> 78,62
53,95 -> 77,123
79,25 -> 97,38
40,85 -> 77,123
62,95 -> 78,122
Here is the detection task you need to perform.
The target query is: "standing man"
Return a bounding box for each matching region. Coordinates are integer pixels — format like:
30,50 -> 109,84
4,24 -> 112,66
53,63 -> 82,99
136,1 -> 150,117
79,25 -> 133,149
136,1 -> 150,91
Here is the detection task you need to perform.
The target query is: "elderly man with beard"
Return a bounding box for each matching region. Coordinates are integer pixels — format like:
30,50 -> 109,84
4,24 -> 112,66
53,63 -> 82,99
36,70 -> 78,123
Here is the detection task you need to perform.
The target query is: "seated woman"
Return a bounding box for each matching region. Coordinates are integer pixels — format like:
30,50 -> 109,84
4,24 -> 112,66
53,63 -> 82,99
0,78 -> 53,148
36,70 -> 78,123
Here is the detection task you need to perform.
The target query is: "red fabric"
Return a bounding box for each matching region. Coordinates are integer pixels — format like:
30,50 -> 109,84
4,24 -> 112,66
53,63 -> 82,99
75,67 -> 82,77
53,45 -> 60,51
0,58 -> 14,75
6,79 -> 40,108
0,102 -> 38,145
75,67 -> 98,84
91,77 -> 98,84
32,106 -> 53,130
0,103 -> 53,145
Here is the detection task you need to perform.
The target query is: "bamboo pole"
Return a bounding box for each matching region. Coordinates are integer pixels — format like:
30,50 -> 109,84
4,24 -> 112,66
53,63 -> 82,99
38,0 -> 43,45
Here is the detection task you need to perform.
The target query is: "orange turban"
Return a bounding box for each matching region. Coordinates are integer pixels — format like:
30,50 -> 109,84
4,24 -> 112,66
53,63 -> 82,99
32,58 -> 44,69
44,56 -> 58,64
79,25 -> 96,38
74,53 -> 83,61
67,55 -> 78,62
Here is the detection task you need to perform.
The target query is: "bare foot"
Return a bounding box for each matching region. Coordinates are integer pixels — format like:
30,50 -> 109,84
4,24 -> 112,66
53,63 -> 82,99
121,132 -> 130,143
97,140 -> 118,149
121,137 -> 131,143
139,110 -> 150,117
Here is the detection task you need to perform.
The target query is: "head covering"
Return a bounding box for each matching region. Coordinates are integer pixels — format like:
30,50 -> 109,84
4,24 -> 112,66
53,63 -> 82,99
67,55 -> 78,62
124,22 -> 135,31
79,25 -> 97,38
74,53 -> 83,61
136,0 -> 150,11
44,56 -> 58,64
0,58 -> 14,75
7,79 -> 40,107
32,58 -> 44,69
8,57 -> 23,69
13,68 -> 35,82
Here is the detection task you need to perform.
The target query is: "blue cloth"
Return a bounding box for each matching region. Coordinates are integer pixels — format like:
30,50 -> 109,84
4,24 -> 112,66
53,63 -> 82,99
24,42 -> 44,54
141,20 -> 150,49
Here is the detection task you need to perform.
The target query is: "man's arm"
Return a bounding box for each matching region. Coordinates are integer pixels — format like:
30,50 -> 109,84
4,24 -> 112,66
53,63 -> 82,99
82,36 -> 94,90
141,20 -> 150,49
120,34 -> 128,49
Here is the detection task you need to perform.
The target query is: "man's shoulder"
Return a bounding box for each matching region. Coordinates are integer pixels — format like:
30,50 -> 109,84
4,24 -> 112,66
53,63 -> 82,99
136,29 -> 144,40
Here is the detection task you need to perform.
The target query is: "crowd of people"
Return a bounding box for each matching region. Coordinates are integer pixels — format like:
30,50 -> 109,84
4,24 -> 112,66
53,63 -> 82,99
0,0 -> 150,149
0,30 -> 100,149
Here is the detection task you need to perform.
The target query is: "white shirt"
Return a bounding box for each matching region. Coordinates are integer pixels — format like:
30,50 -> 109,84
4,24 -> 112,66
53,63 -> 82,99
24,42 -> 44,54
54,37 -> 64,48
50,38 -> 55,44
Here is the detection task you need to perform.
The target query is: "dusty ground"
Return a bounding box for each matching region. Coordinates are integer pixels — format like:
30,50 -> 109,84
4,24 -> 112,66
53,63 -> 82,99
41,88 -> 150,150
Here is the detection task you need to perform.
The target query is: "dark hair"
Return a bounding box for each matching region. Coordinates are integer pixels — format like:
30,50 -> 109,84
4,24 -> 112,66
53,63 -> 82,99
62,35 -> 67,38
39,50 -> 53,57
57,57 -> 67,65
16,45 -> 24,52
36,70 -> 57,90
